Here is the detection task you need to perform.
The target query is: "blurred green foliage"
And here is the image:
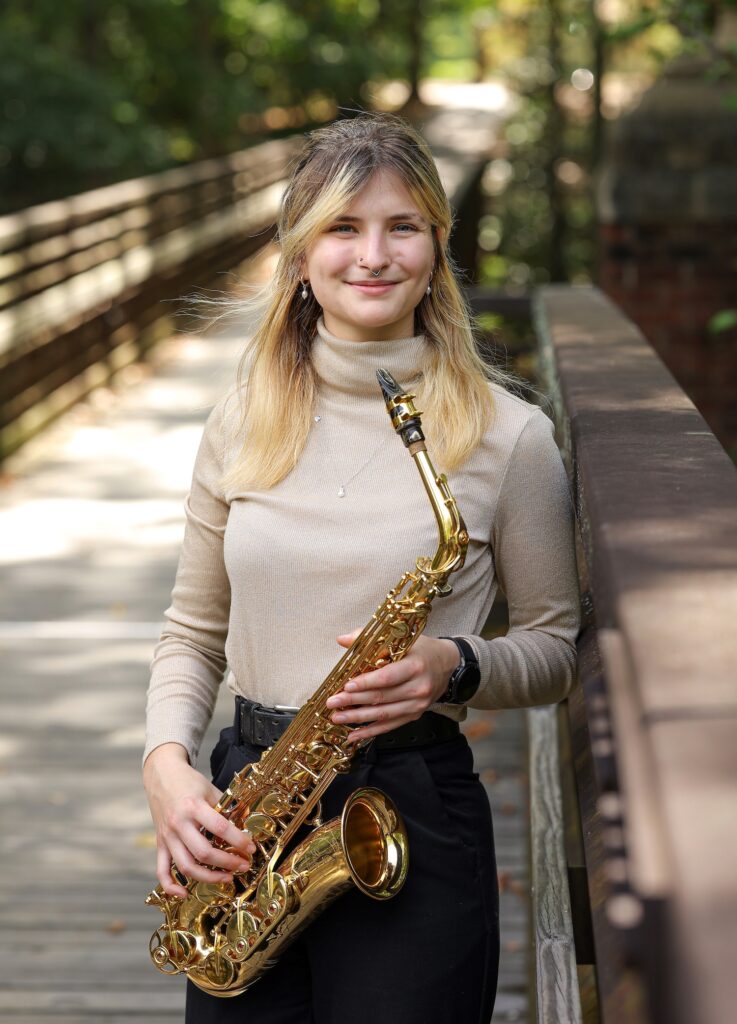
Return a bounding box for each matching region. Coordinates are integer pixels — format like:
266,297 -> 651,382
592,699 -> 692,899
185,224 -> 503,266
473,0 -> 736,287
0,0 -> 403,210
2,0 -> 733,303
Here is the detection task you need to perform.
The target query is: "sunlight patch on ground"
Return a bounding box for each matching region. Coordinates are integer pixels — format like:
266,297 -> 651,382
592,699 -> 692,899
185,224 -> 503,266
0,498 -> 189,563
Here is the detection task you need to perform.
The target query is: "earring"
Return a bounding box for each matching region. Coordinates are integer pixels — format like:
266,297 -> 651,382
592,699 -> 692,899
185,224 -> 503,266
426,271 -> 433,296
300,280 -> 309,300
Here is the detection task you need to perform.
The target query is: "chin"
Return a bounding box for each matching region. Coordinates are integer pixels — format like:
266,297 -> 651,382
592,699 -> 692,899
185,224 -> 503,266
346,304 -> 408,325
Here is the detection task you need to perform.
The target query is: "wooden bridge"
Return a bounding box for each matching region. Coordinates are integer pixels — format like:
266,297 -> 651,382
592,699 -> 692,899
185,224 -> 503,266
1,96 -> 736,1024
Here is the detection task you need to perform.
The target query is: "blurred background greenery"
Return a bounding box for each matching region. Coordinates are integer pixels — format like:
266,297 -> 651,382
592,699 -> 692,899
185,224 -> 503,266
2,0 -> 733,291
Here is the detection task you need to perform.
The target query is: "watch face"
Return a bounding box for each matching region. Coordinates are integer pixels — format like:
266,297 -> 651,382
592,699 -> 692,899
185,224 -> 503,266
453,663 -> 481,703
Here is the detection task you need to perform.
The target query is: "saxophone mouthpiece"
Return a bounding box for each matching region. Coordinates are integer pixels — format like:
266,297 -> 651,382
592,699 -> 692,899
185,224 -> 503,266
376,369 -> 426,449
376,368 -> 403,404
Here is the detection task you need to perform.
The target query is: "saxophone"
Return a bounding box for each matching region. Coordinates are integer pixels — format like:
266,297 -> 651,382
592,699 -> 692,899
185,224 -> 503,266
146,369 -> 469,997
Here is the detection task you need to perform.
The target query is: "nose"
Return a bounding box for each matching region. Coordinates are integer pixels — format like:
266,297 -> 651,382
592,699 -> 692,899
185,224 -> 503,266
358,227 -> 390,270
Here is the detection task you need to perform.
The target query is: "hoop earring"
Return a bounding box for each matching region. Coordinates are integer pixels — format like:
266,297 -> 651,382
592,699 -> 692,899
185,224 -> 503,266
300,280 -> 309,300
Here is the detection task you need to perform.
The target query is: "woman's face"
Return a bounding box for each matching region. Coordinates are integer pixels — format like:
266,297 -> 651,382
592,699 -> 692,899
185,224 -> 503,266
302,169 -> 437,342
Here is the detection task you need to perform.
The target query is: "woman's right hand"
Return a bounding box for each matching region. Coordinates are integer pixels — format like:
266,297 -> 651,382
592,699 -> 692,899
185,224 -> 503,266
143,742 -> 257,899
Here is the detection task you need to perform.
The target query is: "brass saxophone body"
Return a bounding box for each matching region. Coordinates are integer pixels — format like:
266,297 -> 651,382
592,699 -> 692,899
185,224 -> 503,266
146,370 -> 469,997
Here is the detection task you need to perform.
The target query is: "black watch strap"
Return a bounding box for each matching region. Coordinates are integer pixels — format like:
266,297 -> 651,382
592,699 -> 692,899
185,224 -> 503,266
438,636 -> 481,704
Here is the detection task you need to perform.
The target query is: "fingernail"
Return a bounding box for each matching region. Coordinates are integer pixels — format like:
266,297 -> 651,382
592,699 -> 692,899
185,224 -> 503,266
332,713 -> 346,722
237,861 -> 250,871
344,682 -> 357,691
326,696 -> 338,707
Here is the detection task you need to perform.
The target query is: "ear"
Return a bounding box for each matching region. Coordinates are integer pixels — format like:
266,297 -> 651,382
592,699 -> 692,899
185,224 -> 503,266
433,224 -> 447,250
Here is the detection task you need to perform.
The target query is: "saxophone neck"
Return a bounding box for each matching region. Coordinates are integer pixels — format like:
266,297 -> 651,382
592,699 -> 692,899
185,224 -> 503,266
376,369 -> 468,583
413,448 -> 468,579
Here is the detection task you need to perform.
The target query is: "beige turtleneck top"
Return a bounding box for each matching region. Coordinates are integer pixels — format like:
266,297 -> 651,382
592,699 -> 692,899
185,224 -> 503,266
144,317 -> 581,766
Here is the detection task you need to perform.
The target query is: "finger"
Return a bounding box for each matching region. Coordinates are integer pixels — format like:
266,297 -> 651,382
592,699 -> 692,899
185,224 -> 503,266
336,628 -> 362,647
333,699 -> 422,727
167,834 -> 235,886
329,678 -> 430,709
156,839 -> 188,898
345,714 -> 418,744
179,822 -> 253,874
198,803 -> 257,858
342,658 -> 419,694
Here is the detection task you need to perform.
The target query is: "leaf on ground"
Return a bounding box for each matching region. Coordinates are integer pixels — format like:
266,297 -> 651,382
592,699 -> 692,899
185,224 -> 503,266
134,831 -> 157,848
497,870 -> 527,898
106,919 -> 126,934
463,719 -> 495,740
500,802 -> 518,815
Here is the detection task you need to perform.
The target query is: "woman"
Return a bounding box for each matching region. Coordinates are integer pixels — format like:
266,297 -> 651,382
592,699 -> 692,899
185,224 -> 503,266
143,111 -> 581,1024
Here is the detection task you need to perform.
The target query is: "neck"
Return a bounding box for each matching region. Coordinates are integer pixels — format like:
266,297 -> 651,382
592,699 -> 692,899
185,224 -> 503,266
321,310 -> 416,343
311,315 -> 428,401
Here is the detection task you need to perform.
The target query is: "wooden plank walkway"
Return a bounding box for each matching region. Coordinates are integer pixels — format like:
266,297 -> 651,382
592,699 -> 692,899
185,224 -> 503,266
0,259 -> 530,1021
0,96 -> 530,1023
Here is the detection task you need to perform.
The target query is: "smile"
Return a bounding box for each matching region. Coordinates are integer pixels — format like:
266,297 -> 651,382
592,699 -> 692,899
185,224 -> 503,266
346,282 -> 400,294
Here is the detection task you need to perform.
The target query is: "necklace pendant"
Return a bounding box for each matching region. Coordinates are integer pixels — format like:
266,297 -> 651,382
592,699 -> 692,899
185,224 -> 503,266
337,485 -> 346,498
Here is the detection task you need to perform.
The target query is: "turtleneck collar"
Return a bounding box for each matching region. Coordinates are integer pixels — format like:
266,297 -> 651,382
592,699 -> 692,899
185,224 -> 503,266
311,315 -> 428,400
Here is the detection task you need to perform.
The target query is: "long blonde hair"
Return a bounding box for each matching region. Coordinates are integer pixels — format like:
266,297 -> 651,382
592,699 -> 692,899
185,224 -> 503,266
213,111 -> 524,495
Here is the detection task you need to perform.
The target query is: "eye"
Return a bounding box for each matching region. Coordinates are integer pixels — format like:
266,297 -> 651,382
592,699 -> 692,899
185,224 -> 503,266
329,224 -> 356,233
393,223 -> 418,232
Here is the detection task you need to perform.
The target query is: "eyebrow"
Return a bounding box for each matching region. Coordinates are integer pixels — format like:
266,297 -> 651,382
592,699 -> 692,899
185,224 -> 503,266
334,212 -> 427,223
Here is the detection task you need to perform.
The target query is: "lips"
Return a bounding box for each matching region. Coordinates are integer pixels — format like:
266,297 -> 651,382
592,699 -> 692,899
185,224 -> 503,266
346,281 -> 400,286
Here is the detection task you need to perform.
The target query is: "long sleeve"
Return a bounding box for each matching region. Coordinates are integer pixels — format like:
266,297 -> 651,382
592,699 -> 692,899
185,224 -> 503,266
462,407 -> 581,709
143,399 -> 231,766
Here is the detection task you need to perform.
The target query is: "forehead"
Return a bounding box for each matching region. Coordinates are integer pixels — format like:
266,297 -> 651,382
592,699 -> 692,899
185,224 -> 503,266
340,169 -> 423,217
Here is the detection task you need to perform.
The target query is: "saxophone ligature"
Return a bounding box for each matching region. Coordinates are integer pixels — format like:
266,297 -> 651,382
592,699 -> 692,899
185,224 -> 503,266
145,369 -> 469,996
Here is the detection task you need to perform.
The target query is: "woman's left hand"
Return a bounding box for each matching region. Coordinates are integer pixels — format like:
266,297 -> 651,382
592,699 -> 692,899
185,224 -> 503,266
326,629 -> 461,743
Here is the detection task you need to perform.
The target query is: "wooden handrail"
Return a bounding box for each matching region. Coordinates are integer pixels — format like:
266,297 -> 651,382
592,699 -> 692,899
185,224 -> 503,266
534,283 -> 737,1024
0,136 -> 304,459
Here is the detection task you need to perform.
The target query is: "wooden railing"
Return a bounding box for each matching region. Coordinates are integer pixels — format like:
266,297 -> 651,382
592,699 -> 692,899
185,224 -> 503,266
0,136 -> 304,460
531,284 -> 737,1024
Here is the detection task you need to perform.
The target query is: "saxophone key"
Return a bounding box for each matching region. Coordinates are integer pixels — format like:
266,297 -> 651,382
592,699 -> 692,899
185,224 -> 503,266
192,879 -> 237,905
287,759 -> 319,787
303,741 -> 331,770
259,789 -> 291,817
243,812 -> 277,841
225,903 -> 260,962
200,949 -> 238,990
256,872 -> 291,919
149,927 -> 197,973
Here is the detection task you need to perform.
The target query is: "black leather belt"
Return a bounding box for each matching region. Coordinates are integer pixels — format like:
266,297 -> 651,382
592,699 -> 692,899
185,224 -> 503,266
234,696 -> 459,751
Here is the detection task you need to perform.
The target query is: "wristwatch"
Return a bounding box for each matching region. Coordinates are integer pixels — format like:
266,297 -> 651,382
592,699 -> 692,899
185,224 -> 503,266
438,637 -> 481,705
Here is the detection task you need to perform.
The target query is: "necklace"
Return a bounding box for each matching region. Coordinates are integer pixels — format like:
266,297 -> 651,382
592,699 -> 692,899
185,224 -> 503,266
313,414 -> 385,497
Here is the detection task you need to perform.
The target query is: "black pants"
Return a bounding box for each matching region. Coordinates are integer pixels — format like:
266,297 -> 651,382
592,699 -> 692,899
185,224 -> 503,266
185,724 -> 500,1024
